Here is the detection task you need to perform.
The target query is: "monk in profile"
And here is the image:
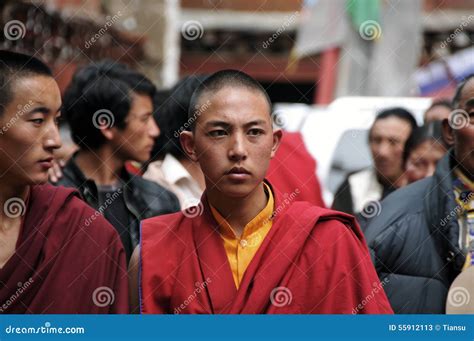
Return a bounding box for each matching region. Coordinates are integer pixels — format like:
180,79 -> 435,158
0,50 -> 128,313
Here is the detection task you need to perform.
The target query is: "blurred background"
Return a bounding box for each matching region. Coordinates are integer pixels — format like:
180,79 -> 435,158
1,0 -> 473,204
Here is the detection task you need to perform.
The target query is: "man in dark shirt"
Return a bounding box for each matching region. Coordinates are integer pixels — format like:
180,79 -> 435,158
55,61 -> 179,261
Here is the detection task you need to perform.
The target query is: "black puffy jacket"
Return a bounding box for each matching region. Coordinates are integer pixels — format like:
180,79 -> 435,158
55,154 -> 180,261
364,151 -> 466,313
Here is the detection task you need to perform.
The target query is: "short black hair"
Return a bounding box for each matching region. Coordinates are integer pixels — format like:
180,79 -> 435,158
187,69 -> 271,129
426,99 -> 453,112
453,73 -> 474,109
62,60 -> 156,150
403,120 -> 446,164
369,107 -> 417,140
0,50 -> 52,116
150,75 -> 208,161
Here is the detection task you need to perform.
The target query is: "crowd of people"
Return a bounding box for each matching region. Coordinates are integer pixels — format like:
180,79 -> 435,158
0,49 -> 472,314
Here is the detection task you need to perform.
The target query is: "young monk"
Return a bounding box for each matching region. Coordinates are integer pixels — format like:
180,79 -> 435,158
0,50 -> 128,313
130,70 -> 392,314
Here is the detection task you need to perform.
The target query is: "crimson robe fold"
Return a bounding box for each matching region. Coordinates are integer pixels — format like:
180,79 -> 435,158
0,184 -> 129,313
140,182 -> 393,314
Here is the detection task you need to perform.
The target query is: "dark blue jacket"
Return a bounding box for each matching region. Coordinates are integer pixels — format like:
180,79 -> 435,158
364,151 -> 466,313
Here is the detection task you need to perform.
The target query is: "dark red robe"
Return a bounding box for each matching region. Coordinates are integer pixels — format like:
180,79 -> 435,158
267,131 -> 325,207
140,182 -> 392,314
0,184 -> 129,313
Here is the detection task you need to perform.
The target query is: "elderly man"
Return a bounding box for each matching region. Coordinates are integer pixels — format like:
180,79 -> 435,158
333,108 -> 417,215
364,74 -> 474,313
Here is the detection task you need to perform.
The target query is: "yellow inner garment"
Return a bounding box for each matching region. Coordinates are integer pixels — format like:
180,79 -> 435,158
210,183 -> 274,288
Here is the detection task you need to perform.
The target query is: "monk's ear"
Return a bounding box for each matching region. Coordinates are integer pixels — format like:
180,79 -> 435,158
180,130 -> 198,162
270,128 -> 283,158
442,118 -> 455,147
99,126 -> 115,141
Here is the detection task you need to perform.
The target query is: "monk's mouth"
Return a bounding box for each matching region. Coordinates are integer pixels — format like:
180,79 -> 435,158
226,167 -> 251,175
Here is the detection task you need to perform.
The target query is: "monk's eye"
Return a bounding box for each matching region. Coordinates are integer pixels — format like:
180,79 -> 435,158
248,128 -> 264,136
30,118 -> 44,126
208,130 -> 227,137
141,113 -> 152,123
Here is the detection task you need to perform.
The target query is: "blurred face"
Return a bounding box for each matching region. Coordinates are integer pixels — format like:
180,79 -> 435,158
180,86 -> 281,198
452,80 -> 474,178
110,92 -> 159,163
405,139 -> 447,184
0,76 -> 62,186
369,117 -> 412,185
424,105 -> 451,123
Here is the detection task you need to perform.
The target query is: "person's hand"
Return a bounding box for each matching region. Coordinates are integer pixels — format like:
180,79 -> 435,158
48,159 -> 65,183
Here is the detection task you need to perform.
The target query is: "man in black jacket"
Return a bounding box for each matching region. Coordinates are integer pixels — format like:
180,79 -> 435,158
55,61 -> 180,262
364,74 -> 474,313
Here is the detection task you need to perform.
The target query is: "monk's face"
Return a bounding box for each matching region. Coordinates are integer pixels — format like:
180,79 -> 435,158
181,86 -> 281,198
0,75 -> 62,186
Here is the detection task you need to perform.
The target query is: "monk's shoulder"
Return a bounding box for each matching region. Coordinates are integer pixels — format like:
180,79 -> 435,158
313,212 -> 366,257
141,210 -> 188,244
315,215 -> 360,241
286,202 -> 362,244
44,184 -> 121,242
142,210 -> 185,230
